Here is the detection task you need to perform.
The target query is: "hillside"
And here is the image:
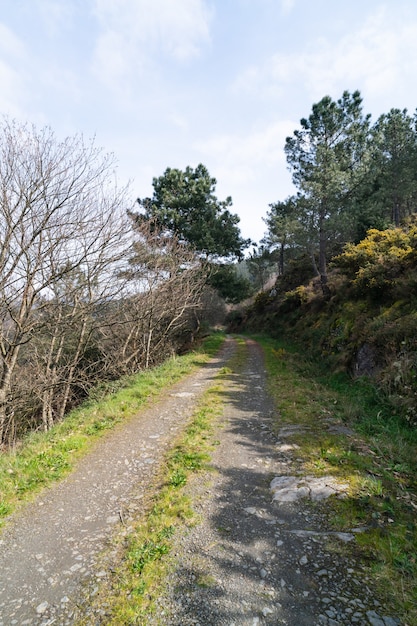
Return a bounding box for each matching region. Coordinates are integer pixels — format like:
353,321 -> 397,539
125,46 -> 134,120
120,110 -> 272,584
236,224 -> 417,427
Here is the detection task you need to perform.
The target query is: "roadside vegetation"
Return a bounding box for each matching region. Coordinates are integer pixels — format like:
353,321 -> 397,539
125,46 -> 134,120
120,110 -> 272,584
256,334 -> 417,625
231,92 -> 417,445
239,93 -> 417,624
3,90 -> 417,448
0,121 -> 248,449
0,333 -> 225,526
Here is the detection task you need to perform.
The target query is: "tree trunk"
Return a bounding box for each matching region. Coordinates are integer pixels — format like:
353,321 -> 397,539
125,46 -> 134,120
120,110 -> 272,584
58,319 -> 88,422
310,248 -> 320,277
42,313 -> 65,431
0,388 -> 7,445
0,353 -> 19,444
279,243 -> 285,275
392,196 -> 401,227
319,215 -> 330,297
145,328 -> 153,370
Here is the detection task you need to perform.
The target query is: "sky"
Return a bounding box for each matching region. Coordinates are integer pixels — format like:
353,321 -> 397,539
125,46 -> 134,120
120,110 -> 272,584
1,0 -> 417,246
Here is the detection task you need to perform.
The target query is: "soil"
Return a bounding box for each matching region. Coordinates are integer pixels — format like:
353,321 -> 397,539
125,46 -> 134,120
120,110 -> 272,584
0,338 -> 402,626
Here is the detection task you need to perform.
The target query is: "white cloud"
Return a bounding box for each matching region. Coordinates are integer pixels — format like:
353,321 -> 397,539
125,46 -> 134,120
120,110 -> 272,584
34,0 -> 76,36
280,0 -> 295,15
92,0 -> 212,90
0,23 -> 27,116
0,60 -> 21,116
303,9 -> 415,101
194,120 -> 299,241
196,120 -> 294,185
169,113 -> 189,131
0,22 -> 25,58
233,7 -> 417,110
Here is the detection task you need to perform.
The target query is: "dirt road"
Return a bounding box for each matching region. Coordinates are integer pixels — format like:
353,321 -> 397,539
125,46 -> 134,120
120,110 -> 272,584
0,341 -> 235,625
0,338 -> 401,625
147,338 -> 400,626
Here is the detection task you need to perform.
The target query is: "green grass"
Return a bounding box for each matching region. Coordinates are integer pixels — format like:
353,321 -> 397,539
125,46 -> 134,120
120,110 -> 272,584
0,332 -> 226,528
254,333 -> 417,625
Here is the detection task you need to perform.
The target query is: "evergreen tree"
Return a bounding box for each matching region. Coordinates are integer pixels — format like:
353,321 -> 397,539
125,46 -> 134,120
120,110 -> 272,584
134,164 -> 250,260
370,109 -> 417,227
285,90 -> 371,293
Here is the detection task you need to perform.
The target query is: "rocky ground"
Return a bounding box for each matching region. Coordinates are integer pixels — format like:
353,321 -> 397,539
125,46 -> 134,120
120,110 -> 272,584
147,339 -> 401,626
0,337 -> 402,625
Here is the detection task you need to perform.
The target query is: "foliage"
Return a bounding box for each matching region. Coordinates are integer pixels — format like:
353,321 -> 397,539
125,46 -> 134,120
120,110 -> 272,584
252,291 -> 274,313
263,95 -> 417,297
246,244 -> 278,290
0,119 -> 215,445
333,226 -> 417,298
242,223 -> 417,429
369,109 -> 417,227
263,196 -> 311,275
284,90 -> 371,292
0,118 -> 133,444
274,253 -> 317,292
135,163 -> 250,260
207,263 -> 254,303
198,286 -> 227,327
282,285 -> 309,308
118,218 -> 208,370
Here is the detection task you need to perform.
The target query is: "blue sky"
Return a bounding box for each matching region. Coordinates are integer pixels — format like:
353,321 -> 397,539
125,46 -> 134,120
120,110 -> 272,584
1,0 -> 417,244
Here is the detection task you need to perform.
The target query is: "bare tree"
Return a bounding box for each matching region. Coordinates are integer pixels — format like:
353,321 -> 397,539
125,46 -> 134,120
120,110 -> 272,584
0,119 -> 132,442
102,220 -> 208,374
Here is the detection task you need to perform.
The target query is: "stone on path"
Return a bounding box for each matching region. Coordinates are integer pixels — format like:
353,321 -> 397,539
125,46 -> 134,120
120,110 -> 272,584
270,474 -> 349,502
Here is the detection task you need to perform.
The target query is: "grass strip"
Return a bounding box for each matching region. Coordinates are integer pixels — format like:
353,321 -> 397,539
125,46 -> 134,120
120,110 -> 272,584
0,332 -> 225,527
255,333 -> 417,625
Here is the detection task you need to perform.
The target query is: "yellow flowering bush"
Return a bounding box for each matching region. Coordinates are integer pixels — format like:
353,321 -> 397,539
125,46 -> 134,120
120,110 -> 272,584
333,227 -> 417,297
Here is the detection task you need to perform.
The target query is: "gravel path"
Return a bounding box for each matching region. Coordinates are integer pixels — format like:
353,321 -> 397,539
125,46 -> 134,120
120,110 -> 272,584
148,339 -> 401,626
0,337 -> 402,625
0,341 -> 235,626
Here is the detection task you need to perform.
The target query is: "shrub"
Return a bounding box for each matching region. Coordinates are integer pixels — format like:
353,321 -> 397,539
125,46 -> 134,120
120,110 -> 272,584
333,227 -> 417,299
